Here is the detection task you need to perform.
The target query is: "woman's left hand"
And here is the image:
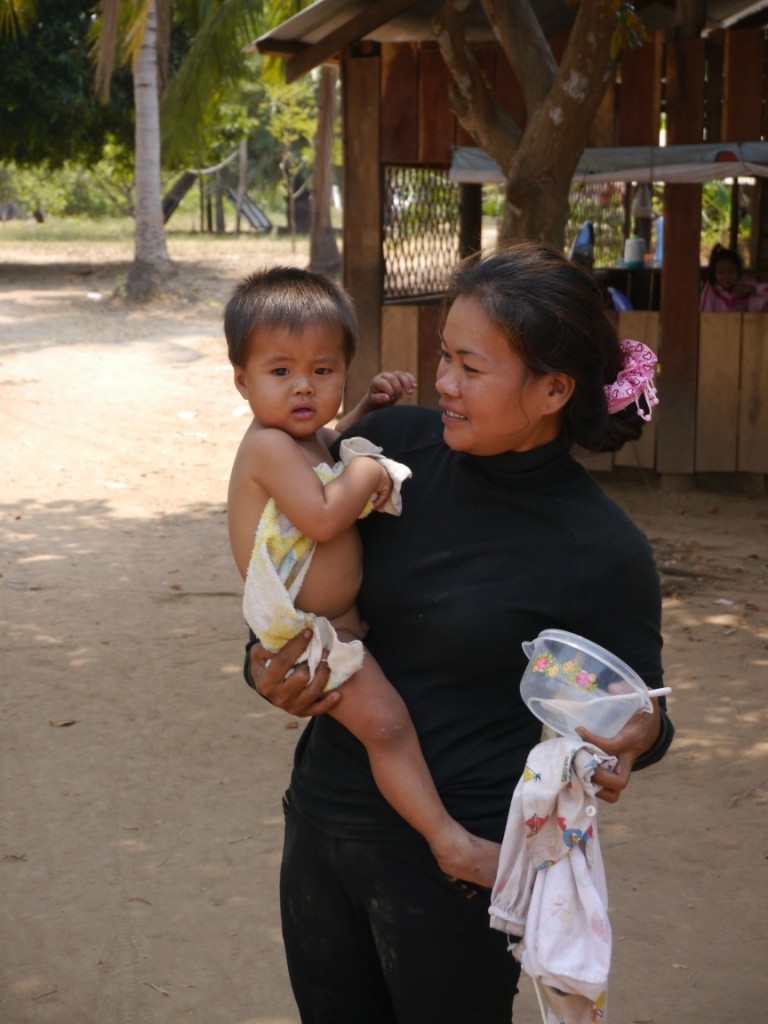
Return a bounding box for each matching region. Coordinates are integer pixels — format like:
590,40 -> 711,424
577,701 -> 662,804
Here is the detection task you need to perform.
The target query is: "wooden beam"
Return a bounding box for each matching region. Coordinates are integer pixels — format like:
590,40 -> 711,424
342,53 -> 383,409
252,39 -> 305,56
285,0 -> 422,83
656,38 -> 706,476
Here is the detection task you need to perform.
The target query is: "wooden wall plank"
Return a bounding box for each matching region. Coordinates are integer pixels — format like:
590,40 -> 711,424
418,44 -> 455,165
618,35 -> 662,146
613,312 -> 659,469
722,29 -> 765,140
343,54 -> 383,408
417,304 -> 443,409
738,314 -> 768,472
695,313 -> 741,472
666,38 -> 706,145
381,43 -> 419,163
576,450 -> 614,474
705,31 -> 724,144
494,48 -> 527,132
381,305 -> 420,405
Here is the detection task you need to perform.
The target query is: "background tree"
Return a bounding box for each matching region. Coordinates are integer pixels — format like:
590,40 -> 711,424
433,0 -> 646,248
309,65 -> 341,277
92,0 -> 264,298
96,0 -> 175,300
0,0 -> 133,169
263,75 -> 316,249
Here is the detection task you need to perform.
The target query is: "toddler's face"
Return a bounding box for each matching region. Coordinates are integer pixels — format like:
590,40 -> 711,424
233,323 -> 347,438
715,260 -> 739,292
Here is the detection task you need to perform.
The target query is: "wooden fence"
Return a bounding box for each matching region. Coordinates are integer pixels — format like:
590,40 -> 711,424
380,305 -> 768,476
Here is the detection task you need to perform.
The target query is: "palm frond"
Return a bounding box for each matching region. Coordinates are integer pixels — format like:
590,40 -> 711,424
0,0 -> 37,38
93,0 -> 123,100
160,0 -> 265,163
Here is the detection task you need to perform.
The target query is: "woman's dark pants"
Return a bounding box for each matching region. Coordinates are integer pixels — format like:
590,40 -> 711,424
280,801 -> 520,1024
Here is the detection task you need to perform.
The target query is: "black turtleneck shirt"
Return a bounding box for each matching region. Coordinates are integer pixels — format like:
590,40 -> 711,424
285,406 -> 669,842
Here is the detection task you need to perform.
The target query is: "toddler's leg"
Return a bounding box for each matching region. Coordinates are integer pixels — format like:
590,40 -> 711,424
329,650 -> 499,889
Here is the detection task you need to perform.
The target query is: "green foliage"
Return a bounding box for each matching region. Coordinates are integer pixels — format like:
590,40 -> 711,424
0,0 -> 133,168
0,0 -> 37,37
264,74 -> 316,184
701,180 -> 752,263
609,2 -> 648,58
160,0 -> 266,166
0,147 -> 134,218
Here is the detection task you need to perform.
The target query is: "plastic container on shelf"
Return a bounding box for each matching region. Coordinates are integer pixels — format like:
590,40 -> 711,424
520,629 -> 669,739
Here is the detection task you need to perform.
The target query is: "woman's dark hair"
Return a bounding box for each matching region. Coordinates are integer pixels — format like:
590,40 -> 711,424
224,266 -> 357,367
442,242 -> 647,453
706,243 -> 743,283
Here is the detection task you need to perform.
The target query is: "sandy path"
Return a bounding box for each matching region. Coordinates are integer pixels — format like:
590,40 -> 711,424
1,235 -> 767,1024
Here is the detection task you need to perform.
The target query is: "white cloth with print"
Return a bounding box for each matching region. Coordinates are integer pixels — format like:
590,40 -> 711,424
489,738 -> 617,1024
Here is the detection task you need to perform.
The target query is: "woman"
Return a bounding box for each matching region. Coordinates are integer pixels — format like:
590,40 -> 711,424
246,243 -> 674,1024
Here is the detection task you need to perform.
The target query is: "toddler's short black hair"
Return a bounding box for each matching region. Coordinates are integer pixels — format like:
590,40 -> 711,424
224,266 -> 357,367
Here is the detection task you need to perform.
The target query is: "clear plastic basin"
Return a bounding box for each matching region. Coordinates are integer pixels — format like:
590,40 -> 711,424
520,629 -> 653,738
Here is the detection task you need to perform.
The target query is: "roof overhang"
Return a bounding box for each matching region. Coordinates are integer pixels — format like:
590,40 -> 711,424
253,0 -> 768,82
449,142 -> 768,185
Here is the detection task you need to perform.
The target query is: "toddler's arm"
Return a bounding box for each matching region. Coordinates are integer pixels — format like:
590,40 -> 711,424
244,429 -> 392,542
335,370 -> 416,433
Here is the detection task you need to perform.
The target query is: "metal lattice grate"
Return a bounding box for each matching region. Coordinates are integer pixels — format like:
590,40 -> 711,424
566,181 -> 628,268
383,166 -> 460,300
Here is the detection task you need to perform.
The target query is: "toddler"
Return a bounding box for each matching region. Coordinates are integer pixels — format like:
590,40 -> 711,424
225,266 -> 498,887
700,244 -> 768,312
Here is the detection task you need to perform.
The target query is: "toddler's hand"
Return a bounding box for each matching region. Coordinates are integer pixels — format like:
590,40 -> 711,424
734,281 -> 757,297
368,371 -> 416,409
370,462 -> 393,510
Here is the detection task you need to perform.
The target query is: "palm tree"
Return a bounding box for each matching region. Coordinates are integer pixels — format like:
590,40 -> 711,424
93,0 -> 174,300
3,0 -> 336,292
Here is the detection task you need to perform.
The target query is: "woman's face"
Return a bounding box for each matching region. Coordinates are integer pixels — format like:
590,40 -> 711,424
436,296 -> 569,456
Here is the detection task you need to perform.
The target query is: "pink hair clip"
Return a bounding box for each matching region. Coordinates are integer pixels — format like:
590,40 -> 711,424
604,338 -> 659,421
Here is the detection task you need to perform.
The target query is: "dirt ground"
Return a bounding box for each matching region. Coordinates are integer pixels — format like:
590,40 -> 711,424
1,232 -> 767,1024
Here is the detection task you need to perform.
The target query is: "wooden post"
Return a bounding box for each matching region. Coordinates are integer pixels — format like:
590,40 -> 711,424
342,51 -> 383,409
656,38 -> 705,478
459,184 -> 482,258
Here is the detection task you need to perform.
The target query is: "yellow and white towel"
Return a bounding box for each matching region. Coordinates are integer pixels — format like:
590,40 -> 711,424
243,437 -> 411,690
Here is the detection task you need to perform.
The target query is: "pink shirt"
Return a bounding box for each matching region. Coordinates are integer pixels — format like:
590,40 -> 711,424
699,279 -> 768,313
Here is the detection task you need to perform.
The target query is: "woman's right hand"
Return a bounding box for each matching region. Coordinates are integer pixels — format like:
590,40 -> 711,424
250,631 -> 342,718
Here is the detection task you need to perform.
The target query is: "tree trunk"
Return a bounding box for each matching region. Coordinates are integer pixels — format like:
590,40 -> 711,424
215,172 -> 225,234
235,135 -> 248,235
436,0 -> 617,251
127,0 -> 173,302
309,65 -> 341,279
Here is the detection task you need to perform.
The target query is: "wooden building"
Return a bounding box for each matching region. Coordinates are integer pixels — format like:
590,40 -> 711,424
257,2 -> 768,485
